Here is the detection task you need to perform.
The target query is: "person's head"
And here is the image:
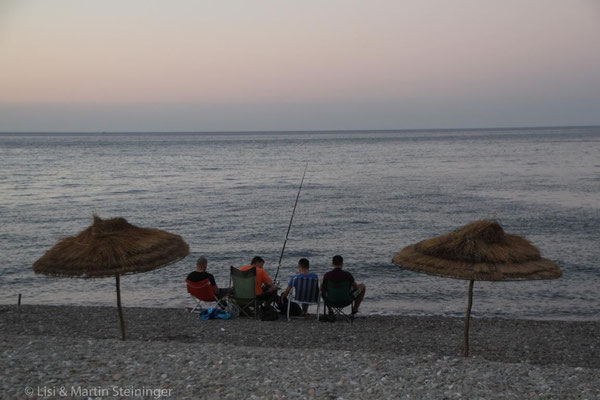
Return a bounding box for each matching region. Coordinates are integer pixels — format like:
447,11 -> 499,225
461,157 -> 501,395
332,255 -> 343,268
251,256 -> 265,269
298,258 -> 309,272
196,256 -> 208,271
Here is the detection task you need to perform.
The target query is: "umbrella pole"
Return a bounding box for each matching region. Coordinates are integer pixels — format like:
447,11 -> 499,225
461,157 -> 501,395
463,279 -> 474,357
115,274 -> 126,341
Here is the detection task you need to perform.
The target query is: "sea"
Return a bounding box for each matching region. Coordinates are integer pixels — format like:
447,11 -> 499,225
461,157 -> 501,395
1,127 -> 598,321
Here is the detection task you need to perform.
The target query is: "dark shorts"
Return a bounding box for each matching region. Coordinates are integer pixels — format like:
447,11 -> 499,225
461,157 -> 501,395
351,287 -> 364,299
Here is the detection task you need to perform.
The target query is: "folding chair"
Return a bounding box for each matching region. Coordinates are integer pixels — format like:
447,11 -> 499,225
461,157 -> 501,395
322,280 -> 354,323
229,266 -> 258,318
287,275 -> 321,321
185,278 -> 226,313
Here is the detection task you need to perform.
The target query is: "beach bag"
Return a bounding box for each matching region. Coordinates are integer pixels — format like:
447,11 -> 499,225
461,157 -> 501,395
224,302 -> 240,318
259,304 -> 279,321
199,307 -> 232,321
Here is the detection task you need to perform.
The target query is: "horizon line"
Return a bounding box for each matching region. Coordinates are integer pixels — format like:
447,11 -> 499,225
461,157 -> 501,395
1,124 -> 599,135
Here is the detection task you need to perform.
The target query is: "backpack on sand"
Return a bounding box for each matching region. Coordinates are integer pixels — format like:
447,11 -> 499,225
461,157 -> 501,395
259,304 -> 279,321
275,295 -> 302,317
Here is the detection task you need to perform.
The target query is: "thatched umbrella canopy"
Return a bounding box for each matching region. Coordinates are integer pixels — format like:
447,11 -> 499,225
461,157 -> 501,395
33,215 -> 189,340
392,220 -> 561,356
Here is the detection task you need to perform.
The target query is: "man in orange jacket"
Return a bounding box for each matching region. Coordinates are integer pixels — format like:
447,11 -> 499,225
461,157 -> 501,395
239,256 -> 277,304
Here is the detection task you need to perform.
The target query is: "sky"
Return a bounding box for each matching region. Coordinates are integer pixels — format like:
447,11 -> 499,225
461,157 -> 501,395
1,0 -> 599,132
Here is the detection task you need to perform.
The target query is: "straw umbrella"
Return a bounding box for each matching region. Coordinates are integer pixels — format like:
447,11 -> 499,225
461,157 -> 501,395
33,215 -> 189,340
392,220 -> 561,356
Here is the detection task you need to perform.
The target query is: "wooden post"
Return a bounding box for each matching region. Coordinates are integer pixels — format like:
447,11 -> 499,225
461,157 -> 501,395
463,280 -> 474,357
18,294 -> 22,306
116,274 -> 126,341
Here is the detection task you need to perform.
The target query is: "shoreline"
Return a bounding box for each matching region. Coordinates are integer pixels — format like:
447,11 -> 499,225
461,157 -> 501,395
2,305 -> 599,399
3,300 -> 597,323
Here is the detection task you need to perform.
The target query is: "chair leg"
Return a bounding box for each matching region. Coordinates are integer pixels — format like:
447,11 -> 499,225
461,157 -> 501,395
216,299 -> 227,310
189,297 -> 202,313
240,306 -> 250,317
330,306 -> 353,323
235,299 -> 256,318
241,303 -> 254,318
229,299 -> 250,317
316,299 -> 320,321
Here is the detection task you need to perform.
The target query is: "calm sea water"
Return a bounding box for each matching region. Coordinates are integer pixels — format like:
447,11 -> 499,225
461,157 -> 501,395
1,127 -> 599,320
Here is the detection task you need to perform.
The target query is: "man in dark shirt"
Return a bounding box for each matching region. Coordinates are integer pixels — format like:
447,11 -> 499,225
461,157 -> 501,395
187,256 -> 229,299
321,255 -> 366,315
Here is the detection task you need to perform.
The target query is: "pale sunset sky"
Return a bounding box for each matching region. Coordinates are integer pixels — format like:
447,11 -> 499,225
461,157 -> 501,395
1,0 -> 599,132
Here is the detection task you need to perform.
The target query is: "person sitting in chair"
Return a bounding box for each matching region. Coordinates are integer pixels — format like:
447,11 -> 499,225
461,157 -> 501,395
187,256 -> 229,299
239,256 -> 277,304
281,258 -> 319,316
321,255 -> 366,315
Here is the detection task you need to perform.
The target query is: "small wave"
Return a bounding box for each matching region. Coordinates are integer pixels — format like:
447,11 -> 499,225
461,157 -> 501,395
107,189 -> 149,195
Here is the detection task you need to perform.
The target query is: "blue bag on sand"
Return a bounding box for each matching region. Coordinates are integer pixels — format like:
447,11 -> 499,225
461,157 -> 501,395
199,307 -> 232,321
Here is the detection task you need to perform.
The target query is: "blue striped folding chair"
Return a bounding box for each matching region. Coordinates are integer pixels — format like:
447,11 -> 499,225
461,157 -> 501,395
287,275 -> 321,321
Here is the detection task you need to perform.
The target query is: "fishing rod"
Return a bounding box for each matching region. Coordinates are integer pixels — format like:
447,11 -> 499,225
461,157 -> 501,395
273,163 -> 308,283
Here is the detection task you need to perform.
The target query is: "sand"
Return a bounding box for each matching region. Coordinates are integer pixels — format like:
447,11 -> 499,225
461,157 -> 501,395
1,305 -> 599,399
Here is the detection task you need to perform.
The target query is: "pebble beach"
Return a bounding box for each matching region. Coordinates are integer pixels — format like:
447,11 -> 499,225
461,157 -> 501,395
1,305 -> 599,399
